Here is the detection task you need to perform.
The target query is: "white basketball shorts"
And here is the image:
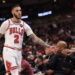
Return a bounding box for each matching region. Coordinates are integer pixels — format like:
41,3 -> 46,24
3,47 -> 22,72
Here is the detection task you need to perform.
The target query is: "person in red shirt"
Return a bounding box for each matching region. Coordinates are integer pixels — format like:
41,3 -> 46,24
21,55 -> 33,75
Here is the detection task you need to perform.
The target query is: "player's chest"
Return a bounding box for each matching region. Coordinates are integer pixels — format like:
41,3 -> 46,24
8,25 -> 24,36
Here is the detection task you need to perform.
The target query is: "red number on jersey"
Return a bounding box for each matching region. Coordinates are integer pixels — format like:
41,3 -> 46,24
14,35 -> 19,44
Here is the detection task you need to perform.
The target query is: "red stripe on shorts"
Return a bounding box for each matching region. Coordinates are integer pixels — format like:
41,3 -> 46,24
11,66 -> 18,70
6,61 -> 11,72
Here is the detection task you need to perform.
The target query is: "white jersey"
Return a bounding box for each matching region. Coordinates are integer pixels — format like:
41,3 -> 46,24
0,19 -> 33,49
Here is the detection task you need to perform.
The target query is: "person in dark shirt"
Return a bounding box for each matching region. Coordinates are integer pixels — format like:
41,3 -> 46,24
44,46 -> 57,75
65,52 -> 75,75
52,41 -> 68,75
45,41 -> 68,75
61,48 -> 75,75
0,58 -> 6,75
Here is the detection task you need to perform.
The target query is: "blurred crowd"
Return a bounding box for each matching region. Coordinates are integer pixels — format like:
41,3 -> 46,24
0,21 -> 75,75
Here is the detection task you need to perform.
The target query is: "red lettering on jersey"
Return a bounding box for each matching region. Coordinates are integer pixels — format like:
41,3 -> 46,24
21,29 -> 24,36
16,27 -> 19,33
13,27 -> 15,33
9,27 -> 24,36
15,27 -> 17,33
10,28 -> 13,34
19,28 -> 20,34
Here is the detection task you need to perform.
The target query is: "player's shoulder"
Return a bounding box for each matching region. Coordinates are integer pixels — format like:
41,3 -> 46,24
0,19 -> 10,28
21,20 -> 29,26
21,20 -> 26,24
2,19 -> 9,24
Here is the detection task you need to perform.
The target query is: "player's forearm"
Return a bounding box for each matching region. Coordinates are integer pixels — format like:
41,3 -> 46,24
29,33 -> 50,48
34,37 -> 50,48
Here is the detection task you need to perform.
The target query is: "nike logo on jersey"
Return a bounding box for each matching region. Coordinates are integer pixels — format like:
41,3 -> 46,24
9,27 -> 24,36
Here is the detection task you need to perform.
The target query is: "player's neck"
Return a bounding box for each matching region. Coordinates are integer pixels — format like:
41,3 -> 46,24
12,17 -> 20,23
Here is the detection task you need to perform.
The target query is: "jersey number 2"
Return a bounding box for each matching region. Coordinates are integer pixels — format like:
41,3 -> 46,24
14,35 -> 19,44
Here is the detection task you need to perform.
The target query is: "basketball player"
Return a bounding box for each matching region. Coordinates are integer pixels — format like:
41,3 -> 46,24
0,5 -> 50,75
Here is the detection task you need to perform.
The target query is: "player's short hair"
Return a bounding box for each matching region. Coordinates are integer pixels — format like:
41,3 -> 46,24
11,4 -> 21,11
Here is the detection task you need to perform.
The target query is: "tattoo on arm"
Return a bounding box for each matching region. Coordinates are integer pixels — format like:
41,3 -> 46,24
29,33 -> 50,48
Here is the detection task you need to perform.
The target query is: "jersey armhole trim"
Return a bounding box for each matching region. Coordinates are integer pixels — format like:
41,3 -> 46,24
6,19 -> 10,31
23,21 -> 25,32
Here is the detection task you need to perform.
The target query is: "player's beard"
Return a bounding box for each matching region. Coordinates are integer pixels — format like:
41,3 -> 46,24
14,13 -> 21,19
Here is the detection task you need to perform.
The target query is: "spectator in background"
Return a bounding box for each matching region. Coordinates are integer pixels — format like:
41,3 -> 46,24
44,41 -> 68,75
34,56 -> 44,73
21,55 -> 33,75
27,54 -> 35,68
43,46 -> 56,75
0,57 -> 6,75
